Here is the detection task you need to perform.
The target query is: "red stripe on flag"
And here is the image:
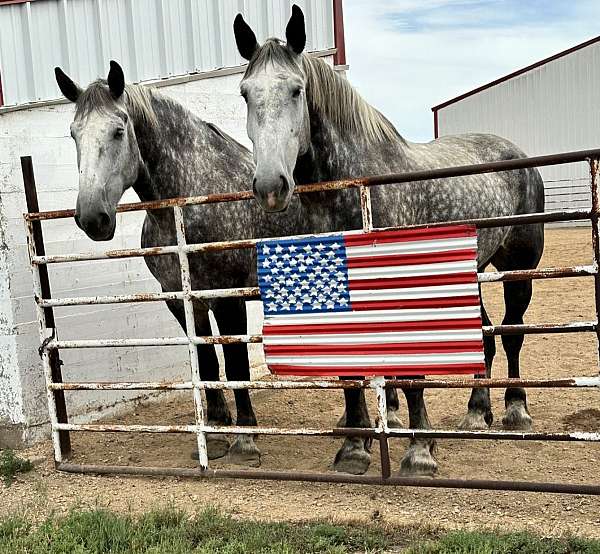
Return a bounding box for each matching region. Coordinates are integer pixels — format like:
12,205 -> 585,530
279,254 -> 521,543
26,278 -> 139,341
346,249 -> 476,268
349,272 -> 477,290
265,340 -> 483,356
351,295 -> 480,311
344,225 -> 476,247
268,363 -> 486,377
263,317 -> 483,336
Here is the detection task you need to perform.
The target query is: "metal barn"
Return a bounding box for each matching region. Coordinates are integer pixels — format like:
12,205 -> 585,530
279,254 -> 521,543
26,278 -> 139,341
0,0 -> 345,448
432,36 -> 600,220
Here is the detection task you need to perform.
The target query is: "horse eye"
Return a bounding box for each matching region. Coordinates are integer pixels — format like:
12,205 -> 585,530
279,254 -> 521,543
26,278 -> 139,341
292,88 -> 302,98
114,127 -> 125,139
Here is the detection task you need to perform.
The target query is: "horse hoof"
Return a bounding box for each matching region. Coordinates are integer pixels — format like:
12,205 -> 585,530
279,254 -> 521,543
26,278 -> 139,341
228,435 -> 261,467
191,434 -> 230,461
399,443 -> 437,476
502,401 -> 532,430
333,437 -> 371,475
458,410 -> 491,430
386,409 -> 403,429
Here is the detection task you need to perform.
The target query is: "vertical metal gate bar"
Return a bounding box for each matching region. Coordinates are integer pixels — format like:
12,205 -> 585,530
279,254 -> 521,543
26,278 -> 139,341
21,156 -> 71,457
372,376 -> 391,479
589,158 -> 600,370
359,185 -> 373,232
25,219 -> 63,462
173,206 -> 209,470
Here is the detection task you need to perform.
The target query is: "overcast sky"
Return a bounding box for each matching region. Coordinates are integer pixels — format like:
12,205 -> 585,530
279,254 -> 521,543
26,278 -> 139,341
344,0 -> 600,142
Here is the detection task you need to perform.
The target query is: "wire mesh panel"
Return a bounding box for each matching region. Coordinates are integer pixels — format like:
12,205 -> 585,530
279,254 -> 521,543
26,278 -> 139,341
23,148 -> 600,494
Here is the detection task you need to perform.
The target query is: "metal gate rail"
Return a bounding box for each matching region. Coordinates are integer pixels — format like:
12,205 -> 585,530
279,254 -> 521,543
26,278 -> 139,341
23,148 -> 600,494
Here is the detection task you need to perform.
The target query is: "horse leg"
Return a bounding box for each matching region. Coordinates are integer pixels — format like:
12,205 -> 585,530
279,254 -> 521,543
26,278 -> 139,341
165,299 -> 231,460
494,230 -> 543,430
213,298 -> 261,467
459,299 -> 495,430
500,280 -> 533,430
399,380 -> 437,476
333,379 -> 372,475
337,382 -> 402,428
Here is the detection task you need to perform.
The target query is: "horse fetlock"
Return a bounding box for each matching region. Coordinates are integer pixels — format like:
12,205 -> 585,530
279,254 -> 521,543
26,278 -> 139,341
386,409 -> 403,429
399,440 -> 437,476
458,409 -> 492,430
502,400 -> 532,430
228,434 -> 261,467
333,437 -> 371,475
190,432 -> 230,461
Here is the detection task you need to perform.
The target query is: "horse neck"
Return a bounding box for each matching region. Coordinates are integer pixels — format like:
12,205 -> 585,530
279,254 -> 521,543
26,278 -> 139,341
130,93 -> 225,203
294,106 -> 409,191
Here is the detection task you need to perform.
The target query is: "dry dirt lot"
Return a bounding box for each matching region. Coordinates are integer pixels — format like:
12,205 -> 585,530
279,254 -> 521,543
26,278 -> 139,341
3,227 -> 600,537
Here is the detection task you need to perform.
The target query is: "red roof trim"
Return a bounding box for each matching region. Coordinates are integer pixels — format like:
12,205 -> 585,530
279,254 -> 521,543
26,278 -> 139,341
431,34 -> 600,112
333,0 -> 347,66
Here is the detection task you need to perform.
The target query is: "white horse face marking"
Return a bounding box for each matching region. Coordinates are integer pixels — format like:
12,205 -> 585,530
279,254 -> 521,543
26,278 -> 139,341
71,107 -> 140,240
235,4 -> 307,212
56,61 -> 141,241
241,70 -> 310,212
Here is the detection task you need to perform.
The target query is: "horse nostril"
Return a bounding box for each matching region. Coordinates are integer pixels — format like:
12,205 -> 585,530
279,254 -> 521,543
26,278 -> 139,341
97,211 -> 111,230
279,175 -> 289,196
74,214 -> 81,228
252,177 -> 258,195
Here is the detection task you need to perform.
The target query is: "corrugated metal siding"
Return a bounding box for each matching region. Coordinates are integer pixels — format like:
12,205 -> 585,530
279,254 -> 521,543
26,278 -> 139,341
0,0 -> 334,106
436,42 -> 600,220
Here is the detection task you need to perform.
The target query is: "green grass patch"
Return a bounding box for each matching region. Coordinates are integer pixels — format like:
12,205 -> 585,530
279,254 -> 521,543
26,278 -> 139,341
0,449 -> 33,486
407,529 -> 600,553
1,506 -> 600,553
0,507 -> 387,554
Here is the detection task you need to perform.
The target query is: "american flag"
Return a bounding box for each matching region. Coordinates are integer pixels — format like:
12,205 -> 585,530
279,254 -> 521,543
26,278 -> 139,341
257,225 -> 485,376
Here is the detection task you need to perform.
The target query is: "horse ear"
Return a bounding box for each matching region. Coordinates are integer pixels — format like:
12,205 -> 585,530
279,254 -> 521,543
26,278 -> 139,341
286,4 -> 306,55
107,60 -> 125,99
234,13 -> 259,61
54,67 -> 82,103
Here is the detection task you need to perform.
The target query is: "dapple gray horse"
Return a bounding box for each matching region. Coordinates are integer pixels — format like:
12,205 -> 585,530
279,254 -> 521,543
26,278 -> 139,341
234,5 -> 545,476
54,61 -> 312,467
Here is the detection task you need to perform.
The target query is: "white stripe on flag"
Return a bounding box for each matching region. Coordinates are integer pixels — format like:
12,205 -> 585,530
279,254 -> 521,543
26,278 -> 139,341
266,352 -> 484,367
347,260 -> 477,280
263,329 -> 483,346
262,306 -> 481,326
345,236 -> 477,258
349,283 -> 479,302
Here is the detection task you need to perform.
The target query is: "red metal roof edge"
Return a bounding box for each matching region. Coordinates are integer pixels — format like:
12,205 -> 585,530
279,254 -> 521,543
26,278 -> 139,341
431,34 -> 600,112
333,0 -> 347,66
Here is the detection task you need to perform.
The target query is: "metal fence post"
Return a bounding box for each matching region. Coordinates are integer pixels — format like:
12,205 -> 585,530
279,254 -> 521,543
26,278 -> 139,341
21,156 -> 71,458
173,205 -> 209,470
589,158 -> 600,371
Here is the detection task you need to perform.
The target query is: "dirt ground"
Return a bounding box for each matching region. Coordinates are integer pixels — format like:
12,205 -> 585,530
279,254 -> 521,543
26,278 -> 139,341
3,227 -> 600,537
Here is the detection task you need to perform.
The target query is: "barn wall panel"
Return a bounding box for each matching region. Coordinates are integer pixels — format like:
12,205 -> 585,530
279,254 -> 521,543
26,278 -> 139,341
436,42 -> 600,219
0,0 -> 335,107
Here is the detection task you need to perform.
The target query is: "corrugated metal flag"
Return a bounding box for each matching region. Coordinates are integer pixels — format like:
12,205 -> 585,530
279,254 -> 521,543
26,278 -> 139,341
257,225 -> 485,376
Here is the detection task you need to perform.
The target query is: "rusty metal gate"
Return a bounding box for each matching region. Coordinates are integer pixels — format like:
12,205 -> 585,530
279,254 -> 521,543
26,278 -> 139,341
22,149 -> 600,495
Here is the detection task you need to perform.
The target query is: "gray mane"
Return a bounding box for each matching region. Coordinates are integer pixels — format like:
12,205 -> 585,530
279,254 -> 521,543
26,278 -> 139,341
75,79 -> 158,128
243,38 -> 400,144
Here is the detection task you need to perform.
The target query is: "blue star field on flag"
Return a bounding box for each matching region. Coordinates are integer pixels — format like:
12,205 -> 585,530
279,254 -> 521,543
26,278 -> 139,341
257,235 -> 352,315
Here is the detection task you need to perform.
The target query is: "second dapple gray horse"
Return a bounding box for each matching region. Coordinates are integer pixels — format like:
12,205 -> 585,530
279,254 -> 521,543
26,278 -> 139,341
234,4 -> 544,476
